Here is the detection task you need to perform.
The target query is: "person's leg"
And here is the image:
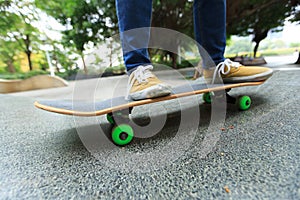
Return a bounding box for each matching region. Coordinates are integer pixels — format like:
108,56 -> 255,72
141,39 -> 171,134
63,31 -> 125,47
193,0 -> 226,69
116,0 -> 152,72
116,0 -> 171,100
193,0 -> 273,83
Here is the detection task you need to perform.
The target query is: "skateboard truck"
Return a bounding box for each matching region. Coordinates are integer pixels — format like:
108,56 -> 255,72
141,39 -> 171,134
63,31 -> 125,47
106,108 -> 135,146
202,89 -> 252,111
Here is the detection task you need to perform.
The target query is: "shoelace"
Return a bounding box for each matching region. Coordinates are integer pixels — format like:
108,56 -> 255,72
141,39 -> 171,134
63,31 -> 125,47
132,65 -> 154,83
212,59 -> 241,83
126,65 -> 154,100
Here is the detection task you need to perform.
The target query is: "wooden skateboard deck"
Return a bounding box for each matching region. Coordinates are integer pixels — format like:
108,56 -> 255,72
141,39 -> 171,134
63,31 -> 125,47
34,81 -> 264,116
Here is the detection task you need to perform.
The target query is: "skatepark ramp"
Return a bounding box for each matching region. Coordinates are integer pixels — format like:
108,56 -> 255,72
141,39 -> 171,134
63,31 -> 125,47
0,75 -> 68,93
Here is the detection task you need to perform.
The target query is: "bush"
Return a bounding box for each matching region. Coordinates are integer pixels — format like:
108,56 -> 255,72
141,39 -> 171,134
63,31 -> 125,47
0,70 -> 49,80
289,43 -> 300,48
177,58 -> 200,68
260,48 -> 296,56
104,65 -> 125,74
152,58 -> 200,69
56,68 -> 79,80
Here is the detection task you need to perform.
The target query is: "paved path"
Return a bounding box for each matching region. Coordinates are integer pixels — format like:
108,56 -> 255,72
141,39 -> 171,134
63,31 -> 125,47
1,64 -> 300,199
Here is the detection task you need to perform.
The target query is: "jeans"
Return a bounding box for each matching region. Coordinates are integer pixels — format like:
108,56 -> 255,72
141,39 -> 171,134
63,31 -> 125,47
115,0 -> 226,71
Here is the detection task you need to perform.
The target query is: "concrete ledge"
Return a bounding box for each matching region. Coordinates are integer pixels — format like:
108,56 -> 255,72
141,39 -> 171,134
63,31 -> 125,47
0,75 -> 68,93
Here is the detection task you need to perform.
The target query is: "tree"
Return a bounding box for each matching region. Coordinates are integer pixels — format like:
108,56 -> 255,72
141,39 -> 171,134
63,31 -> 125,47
0,1 -> 17,73
36,0 -> 196,69
35,0 -> 300,68
0,0 -> 10,9
289,0 -> 300,64
150,0 -> 194,68
226,39 -> 253,55
0,1 -> 42,71
35,0 -> 118,73
227,0 -> 300,58
50,44 -> 78,74
0,40 -> 19,73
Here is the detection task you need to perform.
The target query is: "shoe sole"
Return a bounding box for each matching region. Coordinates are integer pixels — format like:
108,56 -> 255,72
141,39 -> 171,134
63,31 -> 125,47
206,69 -> 274,83
130,84 -> 172,100
223,69 -> 273,82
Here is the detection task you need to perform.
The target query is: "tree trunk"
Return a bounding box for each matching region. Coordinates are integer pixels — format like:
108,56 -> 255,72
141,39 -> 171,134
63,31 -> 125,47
171,52 -> 177,69
108,40 -> 113,67
253,42 -> 260,58
52,50 -> 60,73
26,50 -> 33,71
81,54 -> 88,74
295,52 -> 300,64
23,34 -> 33,71
7,60 -> 16,73
252,29 -> 269,58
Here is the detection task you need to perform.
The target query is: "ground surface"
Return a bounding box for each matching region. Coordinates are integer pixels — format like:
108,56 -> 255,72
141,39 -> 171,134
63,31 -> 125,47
1,61 -> 300,199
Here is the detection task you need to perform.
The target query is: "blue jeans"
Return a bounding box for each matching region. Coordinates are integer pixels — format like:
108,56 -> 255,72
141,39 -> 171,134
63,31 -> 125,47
116,0 -> 226,71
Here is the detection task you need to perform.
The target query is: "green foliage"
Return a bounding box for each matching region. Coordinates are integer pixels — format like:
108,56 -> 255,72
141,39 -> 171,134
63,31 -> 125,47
225,37 -> 296,56
226,0 -> 300,56
228,1 -> 290,36
49,44 -> 78,73
34,0 -> 300,69
104,65 -> 125,74
35,0 -> 119,73
260,48 -> 298,56
0,1 -> 44,71
0,70 -> 48,80
289,0 -> 300,23
0,0 -> 11,9
0,38 -> 22,73
152,0 -> 194,37
260,39 -> 288,50
225,47 -> 297,57
0,0 -> 291,75
35,0 -> 118,52
226,38 -> 253,55
152,58 -> 200,69
56,68 -> 79,80
177,59 -> 199,68
36,0 -> 196,69
289,42 -> 300,48
150,0 -> 195,68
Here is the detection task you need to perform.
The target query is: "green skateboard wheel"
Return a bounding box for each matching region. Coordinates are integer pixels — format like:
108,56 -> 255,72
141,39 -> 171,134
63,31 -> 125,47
203,92 -> 212,104
238,96 -> 251,110
111,124 -> 134,146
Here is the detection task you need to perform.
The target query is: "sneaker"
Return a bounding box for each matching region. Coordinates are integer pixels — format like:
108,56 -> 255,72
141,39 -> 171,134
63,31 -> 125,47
203,59 -> 273,83
126,65 -> 171,100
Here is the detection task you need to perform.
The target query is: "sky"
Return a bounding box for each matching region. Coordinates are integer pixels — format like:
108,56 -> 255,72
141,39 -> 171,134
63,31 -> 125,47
231,21 -> 300,44
280,22 -> 300,43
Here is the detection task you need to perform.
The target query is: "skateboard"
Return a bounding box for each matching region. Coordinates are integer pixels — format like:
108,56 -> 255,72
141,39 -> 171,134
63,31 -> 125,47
34,81 -> 264,146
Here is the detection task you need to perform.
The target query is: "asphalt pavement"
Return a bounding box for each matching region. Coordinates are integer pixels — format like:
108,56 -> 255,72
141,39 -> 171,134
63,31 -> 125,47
1,63 -> 300,199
